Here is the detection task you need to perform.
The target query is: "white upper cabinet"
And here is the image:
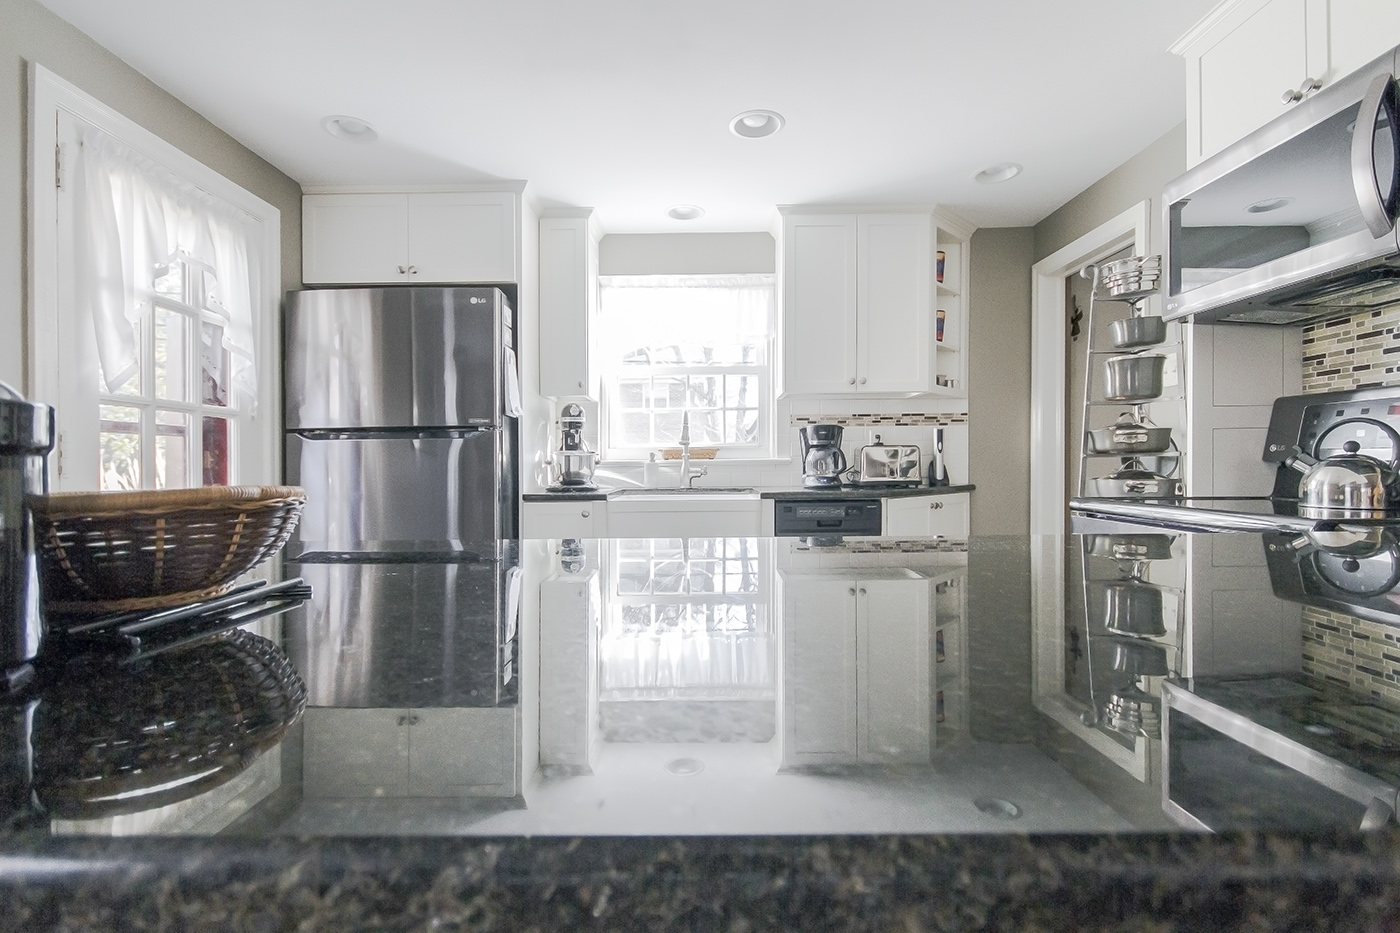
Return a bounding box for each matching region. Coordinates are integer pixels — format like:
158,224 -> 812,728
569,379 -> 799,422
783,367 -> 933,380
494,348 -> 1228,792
538,212 -> 600,398
781,213 -> 859,394
1175,0 -> 1400,166
303,190 -> 518,285
781,209 -> 963,396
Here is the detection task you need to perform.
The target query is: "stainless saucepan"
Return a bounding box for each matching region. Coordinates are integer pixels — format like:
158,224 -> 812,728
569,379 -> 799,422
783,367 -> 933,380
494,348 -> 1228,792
1103,354 -> 1165,402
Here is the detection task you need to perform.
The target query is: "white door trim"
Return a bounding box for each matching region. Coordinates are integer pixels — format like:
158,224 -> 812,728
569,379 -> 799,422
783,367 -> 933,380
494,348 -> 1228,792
1028,200 -> 1150,535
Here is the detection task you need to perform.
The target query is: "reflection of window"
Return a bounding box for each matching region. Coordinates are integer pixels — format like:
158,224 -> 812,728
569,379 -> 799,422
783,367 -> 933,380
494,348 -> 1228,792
603,538 -> 772,700
99,258 -> 235,490
598,274 -> 773,459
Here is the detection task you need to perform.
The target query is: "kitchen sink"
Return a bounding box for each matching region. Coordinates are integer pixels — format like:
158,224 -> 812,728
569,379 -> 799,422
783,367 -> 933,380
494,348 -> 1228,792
612,486 -> 758,496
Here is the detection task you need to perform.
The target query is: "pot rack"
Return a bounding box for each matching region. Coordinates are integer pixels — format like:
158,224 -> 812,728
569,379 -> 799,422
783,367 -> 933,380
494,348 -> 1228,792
1074,256 -> 1186,499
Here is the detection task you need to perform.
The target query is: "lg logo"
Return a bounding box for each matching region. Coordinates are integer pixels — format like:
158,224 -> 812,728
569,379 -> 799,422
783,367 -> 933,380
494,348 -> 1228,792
470,296 -> 485,304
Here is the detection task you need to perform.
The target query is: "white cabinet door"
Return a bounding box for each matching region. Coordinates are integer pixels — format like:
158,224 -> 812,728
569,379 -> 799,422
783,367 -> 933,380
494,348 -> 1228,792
883,493 -> 970,537
1193,0 -> 1311,162
408,191 -> 517,284
858,579 -> 930,763
408,708 -> 519,796
538,215 -> 599,397
782,214 -> 858,394
782,577 -> 859,765
522,500 -> 606,537
302,708 -> 411,797
858,214 -> 932,393
1325,0 -> 1400,84
303,194 -> 409,284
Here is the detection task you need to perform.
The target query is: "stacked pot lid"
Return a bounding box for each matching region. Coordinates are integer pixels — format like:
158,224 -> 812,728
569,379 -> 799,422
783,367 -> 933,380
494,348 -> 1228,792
1098,255 -> 1162,299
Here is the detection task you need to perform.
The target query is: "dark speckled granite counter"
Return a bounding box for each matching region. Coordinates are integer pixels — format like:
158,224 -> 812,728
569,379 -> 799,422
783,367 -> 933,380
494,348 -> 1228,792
5,531 -> 1400,931
524,483 -> 975,502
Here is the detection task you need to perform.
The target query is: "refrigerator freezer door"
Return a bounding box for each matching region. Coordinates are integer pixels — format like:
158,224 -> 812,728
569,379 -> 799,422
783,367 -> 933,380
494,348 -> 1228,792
285,560 -> 513,708
287,432 -> 513,556
285,287 -> 508,429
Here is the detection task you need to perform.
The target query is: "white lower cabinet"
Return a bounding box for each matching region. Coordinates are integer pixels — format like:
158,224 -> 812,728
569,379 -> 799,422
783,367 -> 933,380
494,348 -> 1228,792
883,493 -> 969,537
303,707 -> 518,798
522,500 -> 608,537
779,572 -> 931,767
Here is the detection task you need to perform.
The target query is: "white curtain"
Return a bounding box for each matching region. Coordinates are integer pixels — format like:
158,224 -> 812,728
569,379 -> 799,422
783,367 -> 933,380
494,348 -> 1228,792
73,123 -> 259,401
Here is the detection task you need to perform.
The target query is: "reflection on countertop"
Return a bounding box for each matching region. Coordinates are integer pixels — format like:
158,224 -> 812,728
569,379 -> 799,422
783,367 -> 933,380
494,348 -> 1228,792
4,531 -> 1400,930
523,483 -> 976,502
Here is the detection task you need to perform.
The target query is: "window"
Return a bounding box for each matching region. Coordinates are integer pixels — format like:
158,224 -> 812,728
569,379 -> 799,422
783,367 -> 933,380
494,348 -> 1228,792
601,537 -> 772,701
31,66 -> 279,493
98,258 -> 236,489
598,274 -> 774,459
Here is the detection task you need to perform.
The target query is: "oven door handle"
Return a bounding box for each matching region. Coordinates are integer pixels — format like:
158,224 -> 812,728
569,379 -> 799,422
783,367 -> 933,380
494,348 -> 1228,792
1352,72 -> 1400,240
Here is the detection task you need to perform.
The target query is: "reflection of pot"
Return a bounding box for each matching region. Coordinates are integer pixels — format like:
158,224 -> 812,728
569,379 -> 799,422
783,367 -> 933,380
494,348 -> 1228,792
1104,684 -> 1161,737
1107,637 -> 1169,677
1086,534 -> 1175,561
1095,579 -> 1167,638
1291,528 -> 1400,598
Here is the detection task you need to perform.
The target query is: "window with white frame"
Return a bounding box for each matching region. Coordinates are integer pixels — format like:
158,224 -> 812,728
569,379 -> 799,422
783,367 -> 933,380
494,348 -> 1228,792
598,274 -> 774,459
31,67 -> 278,494
600,537 -> 772,701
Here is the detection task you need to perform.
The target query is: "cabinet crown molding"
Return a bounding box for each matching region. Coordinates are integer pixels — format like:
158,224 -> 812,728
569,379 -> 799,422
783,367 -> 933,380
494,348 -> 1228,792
1169,0 -> 1267,56
302,181 -> 528,195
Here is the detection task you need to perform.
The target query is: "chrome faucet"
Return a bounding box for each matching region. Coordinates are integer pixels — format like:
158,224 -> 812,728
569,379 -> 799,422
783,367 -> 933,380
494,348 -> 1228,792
678,411 -> 706,488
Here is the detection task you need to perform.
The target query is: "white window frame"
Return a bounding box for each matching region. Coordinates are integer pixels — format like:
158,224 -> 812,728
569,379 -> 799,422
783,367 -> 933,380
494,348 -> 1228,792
28,64 -> 281,491
596,274 -> 775,461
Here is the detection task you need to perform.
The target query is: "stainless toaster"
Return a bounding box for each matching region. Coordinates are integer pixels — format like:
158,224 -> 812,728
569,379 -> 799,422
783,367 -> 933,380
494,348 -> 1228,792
851,435 -> 922,485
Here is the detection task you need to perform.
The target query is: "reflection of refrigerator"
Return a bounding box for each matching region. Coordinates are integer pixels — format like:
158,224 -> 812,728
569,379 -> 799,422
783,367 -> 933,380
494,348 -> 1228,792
283,286 -> 521,708
284,286 -> 519,559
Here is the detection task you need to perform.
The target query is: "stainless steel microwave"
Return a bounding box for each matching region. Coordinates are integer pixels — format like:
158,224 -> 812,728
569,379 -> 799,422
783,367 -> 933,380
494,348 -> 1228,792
1162,45 -> 1400,326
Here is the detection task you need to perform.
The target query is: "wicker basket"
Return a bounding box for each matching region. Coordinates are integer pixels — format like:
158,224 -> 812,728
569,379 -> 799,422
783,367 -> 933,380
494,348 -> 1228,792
33,485 -> 306,612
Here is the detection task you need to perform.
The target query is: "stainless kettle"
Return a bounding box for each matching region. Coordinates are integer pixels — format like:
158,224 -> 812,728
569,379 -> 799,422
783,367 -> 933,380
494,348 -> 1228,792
1288,441 -> 1395,516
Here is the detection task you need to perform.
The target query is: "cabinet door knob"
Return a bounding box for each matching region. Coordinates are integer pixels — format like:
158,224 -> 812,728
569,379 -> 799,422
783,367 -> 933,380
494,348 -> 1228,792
577,380 -> 584,389
931,501 -> 943,510
396,265 -> 408,274
849,378 -> 856,385
859,377 -> 867,385
858,587 -> 867,596
408,265 -> 418,275
581,510 -> 590,518
1281,77 -> 1322,104
848,587 -> 857,596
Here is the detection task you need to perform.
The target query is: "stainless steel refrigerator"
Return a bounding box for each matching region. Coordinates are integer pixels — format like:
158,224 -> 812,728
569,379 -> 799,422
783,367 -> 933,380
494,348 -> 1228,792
284,286 -> 519,559
283,286 -> 520,708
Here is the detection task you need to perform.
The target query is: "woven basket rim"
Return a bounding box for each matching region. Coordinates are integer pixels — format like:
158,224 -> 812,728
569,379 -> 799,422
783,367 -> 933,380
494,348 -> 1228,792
34,485 -> 306,518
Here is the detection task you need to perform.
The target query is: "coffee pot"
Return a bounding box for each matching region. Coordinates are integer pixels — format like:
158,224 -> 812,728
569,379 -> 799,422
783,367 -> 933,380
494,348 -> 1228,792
552,403 -> 598,490
799,424 -> 846,489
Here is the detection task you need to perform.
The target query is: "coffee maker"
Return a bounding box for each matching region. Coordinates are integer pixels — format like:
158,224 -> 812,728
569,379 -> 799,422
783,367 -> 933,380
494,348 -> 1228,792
551,403 -> 598,490
799,424 -> 847,489
0,383 -> 53,694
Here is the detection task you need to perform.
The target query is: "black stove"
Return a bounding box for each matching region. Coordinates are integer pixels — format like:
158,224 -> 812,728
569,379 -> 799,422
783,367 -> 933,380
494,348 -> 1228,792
1073,387 -> 1400,534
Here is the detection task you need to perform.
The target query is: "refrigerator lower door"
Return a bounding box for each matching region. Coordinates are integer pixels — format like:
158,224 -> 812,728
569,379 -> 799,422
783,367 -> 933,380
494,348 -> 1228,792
287,431 -> 513,557
286,559 -> 514,708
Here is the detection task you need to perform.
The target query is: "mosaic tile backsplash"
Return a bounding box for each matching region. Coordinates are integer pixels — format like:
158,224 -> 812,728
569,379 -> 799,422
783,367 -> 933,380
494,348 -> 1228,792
1302,607 -> 1400,709
792,412 -> 968,427
1301,305 -> 1400,393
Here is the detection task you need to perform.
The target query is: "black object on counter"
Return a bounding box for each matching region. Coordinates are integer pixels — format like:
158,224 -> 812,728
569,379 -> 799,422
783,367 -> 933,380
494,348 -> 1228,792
928,427 -> 950,487
0,382 -> 54,694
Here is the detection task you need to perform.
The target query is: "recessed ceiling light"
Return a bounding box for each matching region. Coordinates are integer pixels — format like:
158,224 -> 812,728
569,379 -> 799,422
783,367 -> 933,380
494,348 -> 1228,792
664,757 -> 705,776
729,110 -> 785,138
1246,197 -> 1294,213
974,162 -> 1023,184
667,204 -> 705,221
321,115 -> 378,144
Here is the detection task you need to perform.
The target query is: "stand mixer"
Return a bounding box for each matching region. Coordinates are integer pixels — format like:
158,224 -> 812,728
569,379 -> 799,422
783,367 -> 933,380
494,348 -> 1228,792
551,403 -> 599,490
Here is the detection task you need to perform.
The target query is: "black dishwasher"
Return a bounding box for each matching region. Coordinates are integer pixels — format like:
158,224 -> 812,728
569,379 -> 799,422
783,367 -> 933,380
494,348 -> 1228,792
774,499 -> 882,536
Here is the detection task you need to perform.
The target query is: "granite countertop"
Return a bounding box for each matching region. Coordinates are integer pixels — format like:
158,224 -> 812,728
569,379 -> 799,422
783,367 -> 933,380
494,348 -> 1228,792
524,483 -> 975,502
5,530 -> 1400,930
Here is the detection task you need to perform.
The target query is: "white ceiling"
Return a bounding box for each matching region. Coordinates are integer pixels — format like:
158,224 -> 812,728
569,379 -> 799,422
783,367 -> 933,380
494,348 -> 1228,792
37,0 -> 1220,233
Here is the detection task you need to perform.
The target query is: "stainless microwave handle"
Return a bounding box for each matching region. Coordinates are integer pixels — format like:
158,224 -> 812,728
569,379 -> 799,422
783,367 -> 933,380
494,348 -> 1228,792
1352,72 -> 1400,240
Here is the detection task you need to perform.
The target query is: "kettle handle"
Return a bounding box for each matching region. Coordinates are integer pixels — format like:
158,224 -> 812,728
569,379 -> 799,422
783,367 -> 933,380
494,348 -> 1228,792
834,448 -> 847,474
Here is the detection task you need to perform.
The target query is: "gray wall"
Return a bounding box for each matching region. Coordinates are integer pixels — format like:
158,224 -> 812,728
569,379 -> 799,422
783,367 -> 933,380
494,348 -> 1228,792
600,232 -> 775,275
968,227 -> 1035,536
1,0 -> 303,391
1033,123 -> 1185,264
